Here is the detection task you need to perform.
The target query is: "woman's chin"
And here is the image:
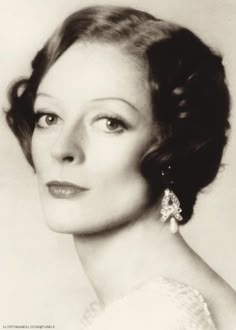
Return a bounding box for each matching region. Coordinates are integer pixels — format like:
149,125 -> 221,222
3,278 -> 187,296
43,213 -> 130,237
43,212 -> 105,236
45,219 -> 94,235
42,211 -> 83,234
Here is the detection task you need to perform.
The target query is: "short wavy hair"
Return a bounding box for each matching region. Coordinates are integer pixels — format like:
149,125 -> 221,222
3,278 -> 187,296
6,5 -> 230,224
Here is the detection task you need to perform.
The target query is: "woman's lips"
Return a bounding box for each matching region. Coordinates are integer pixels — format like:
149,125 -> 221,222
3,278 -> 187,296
46,181 -> 88,199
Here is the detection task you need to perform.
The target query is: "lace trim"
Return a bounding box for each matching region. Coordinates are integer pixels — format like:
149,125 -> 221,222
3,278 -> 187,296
80,276 -> 216,329
148,277 -> 216,329
80,300 -> 103,329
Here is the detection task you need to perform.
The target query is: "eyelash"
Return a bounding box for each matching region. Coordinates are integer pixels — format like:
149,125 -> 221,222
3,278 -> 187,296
93,114 -> 129,134
34,111 -> 59,128
34,111 -> 129,134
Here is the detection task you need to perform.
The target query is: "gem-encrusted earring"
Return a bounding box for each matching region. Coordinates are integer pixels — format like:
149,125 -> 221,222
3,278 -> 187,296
160,166 -> 183,234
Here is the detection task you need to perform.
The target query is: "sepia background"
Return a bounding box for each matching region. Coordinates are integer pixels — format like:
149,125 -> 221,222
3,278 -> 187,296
0,0 -> 235,328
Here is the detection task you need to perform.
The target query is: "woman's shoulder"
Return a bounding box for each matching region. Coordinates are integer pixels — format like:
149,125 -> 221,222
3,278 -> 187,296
197,270 -> 236,329
86,276 -> 217,330
178,250 -> 236,329
137,276 -> 217,329
170,237 -> 236,329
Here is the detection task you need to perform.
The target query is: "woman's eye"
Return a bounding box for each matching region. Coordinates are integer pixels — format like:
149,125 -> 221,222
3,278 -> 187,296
93,117 -> 128,134
35,113 -> 59,128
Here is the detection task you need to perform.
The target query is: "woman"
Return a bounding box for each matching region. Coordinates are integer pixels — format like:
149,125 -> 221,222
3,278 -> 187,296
6,5 -> 236,329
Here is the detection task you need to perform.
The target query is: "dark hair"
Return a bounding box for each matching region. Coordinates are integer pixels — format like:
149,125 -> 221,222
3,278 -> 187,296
6,5 -> 230,224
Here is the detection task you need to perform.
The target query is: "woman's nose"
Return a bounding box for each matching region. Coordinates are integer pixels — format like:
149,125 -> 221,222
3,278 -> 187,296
50,127 -> 85,165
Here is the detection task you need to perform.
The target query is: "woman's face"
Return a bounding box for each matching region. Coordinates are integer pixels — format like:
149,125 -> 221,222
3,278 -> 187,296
31,42 -> 157,235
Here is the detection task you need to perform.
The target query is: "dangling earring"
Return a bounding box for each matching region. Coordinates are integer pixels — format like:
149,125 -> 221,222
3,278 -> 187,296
160,167 -> 183,234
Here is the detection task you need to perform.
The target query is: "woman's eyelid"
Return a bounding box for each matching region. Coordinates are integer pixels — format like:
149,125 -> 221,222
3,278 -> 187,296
33,97 -> 63,113
34,109 -> 62,129
34,108 -> 62,122
89,109 -> 132,126
96,117 -> 130,132
34,105 -> 59,115
34,94 -> 63,110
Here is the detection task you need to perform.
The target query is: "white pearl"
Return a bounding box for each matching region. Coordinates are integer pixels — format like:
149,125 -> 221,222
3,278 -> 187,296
170,217 -> 179,234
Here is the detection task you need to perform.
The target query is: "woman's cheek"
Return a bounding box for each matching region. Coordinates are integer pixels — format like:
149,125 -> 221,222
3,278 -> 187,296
89,130 -> 151,169
88,139 -> 149,193
31,132 -> 53,176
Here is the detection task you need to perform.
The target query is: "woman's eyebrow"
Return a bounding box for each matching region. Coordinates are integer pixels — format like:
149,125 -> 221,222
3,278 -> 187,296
93,97 -> 139,112
35,92 -> 54,100
34,94 -> 140,113
34,92 -> 62,108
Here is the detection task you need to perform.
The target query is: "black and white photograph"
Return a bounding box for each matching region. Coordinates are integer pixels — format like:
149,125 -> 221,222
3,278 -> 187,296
0,0 -> 236,329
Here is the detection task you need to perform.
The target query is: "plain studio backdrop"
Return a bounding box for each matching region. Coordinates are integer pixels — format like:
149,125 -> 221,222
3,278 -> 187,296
0,0 -> 235,328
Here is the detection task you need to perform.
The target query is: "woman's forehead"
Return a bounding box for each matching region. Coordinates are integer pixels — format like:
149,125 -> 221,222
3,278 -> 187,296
37,42 -> 151,114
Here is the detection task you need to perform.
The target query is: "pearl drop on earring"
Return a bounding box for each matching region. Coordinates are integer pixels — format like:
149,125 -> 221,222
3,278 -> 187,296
170,217 -> 179,234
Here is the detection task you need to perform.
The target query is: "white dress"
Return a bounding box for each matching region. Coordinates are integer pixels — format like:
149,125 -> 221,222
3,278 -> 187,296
80,276 -> 216,330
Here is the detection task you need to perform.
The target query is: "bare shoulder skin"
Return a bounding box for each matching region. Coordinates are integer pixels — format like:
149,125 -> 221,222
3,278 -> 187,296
173,238 -> 236,329
195,261 -> 236,329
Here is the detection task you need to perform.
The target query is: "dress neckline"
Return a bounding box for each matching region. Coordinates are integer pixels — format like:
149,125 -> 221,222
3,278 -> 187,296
80,275 -> 216,329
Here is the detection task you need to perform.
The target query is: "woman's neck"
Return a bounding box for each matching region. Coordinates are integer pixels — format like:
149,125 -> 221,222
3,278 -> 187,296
73,208 -> 189,306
